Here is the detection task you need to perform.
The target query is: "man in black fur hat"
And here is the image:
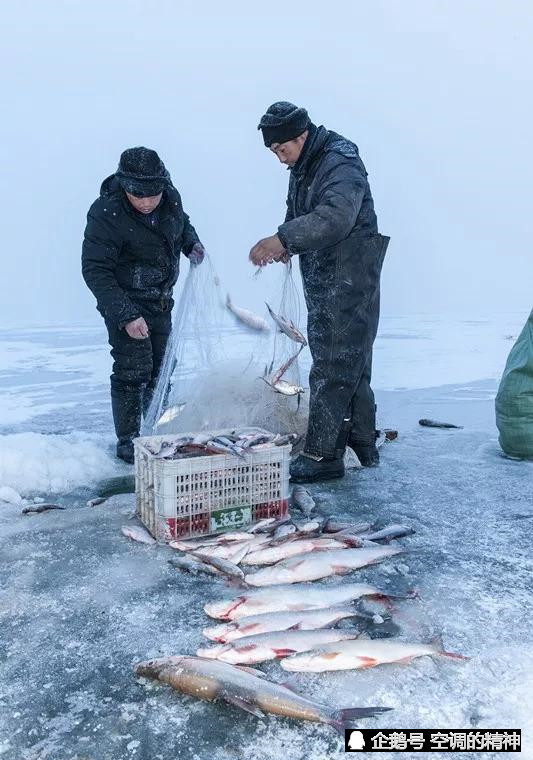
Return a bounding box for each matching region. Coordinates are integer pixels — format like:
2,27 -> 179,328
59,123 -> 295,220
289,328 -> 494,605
251,102 -> 389,483
82,147 -> 204,463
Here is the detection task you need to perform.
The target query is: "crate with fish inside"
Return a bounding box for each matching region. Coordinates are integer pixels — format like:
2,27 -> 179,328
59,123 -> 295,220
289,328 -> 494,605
135,428 -> 295,541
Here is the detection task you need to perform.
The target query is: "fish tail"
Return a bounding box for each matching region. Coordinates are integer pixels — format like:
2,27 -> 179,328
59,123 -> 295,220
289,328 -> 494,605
430,635 -> 469,660
330,706 -> 393,734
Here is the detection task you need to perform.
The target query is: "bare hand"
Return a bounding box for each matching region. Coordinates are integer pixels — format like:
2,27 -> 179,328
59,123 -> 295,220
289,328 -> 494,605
125,317 -> 149,339
249,234 -> 288,267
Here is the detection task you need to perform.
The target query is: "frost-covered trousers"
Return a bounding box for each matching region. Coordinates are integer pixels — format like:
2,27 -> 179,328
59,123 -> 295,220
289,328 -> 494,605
300,233 -> 389,459
104,310 -> 172,440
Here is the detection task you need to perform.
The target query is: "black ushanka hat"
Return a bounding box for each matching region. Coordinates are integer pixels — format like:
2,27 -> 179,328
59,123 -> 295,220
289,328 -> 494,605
115,147 -> 170,197
258,102 -> 310,147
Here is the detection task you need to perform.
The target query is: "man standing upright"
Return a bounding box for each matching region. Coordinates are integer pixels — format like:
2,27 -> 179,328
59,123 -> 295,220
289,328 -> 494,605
250,102 -> 389,483
83,147 -> 204,463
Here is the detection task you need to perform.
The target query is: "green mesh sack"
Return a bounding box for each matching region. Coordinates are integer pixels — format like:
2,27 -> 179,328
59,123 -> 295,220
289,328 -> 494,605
495,309 -> 533,459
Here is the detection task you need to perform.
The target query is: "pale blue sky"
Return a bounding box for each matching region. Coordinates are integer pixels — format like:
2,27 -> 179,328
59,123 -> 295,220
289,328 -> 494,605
0,0 -> 531,326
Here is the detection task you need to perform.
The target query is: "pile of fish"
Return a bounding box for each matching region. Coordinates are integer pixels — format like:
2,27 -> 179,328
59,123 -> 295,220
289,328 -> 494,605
142,429 -> 298,461
130,484 -> 468,731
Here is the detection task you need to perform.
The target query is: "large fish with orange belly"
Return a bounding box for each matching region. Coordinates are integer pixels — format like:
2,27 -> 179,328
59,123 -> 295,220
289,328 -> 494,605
134,655 -> 390,733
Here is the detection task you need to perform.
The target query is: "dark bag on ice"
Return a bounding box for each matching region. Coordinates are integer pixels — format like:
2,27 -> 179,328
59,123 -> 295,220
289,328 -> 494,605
495,309 -> 533,460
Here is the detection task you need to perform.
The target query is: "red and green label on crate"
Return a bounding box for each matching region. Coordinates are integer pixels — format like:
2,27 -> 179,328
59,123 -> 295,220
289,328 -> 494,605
210,506 -> 253,533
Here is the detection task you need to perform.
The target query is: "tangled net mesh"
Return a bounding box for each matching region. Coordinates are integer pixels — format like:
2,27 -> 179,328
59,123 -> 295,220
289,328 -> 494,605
142,256 -> 310,440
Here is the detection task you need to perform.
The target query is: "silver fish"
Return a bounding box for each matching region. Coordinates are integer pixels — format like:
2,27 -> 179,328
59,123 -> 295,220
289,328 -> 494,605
134,655 -> 390,732
280,638 -> 468,672
226,294 -> 269,332
197,629 -> 362,665
156,403 -> 186,426
241,536 -> 350,566
324,520 -> 373,534
21,503 -> 65,514
203,606 -> 369,643
271,347 -> 304,385
245,547 -> 403,587
265,303 -> 307,345
190,541 -> 252,564
419,418 -> 463,429
247,518 -> 277,534
204,581 -> 390,621
192,432 -> 213,446
241,433 -> 273,448
359,524 -> 415,542
192,552 -> 246,582
262,378 -> 305,397
292,517 -> 327,536
168,556 -> 219,576
87,497 -> 108,508
208,436 -> 246,460
291,485 -> 316,517
273,433 -> 299,447
121,525 -> 156,545
271,524 -> 297,542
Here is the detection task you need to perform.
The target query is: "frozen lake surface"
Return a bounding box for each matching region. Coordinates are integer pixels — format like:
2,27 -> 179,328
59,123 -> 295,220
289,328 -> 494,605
0,315 -> 531,759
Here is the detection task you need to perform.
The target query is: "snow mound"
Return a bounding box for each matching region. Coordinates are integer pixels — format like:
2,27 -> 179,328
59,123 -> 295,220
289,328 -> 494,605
0,432 -> 119,497
0,485 -> 23,505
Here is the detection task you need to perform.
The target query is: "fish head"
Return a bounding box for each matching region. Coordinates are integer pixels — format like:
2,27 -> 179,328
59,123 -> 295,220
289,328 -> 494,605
133,655 -> 185,679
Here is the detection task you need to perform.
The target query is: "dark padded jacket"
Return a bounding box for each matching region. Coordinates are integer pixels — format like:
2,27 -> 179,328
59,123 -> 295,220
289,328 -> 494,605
82,175 -> 200,328
278,125 -> 378,254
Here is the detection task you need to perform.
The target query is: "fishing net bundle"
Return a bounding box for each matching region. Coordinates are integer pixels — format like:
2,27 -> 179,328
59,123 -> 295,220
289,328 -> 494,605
142,257 -> 310,440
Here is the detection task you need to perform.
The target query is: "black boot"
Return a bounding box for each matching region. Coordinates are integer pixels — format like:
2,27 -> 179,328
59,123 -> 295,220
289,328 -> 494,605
348,435 -> 380,467
111,387 -> 142,465
290,453 -> 345,484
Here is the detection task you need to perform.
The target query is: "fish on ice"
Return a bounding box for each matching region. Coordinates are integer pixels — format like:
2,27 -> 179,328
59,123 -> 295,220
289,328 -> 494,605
204,581 -> 395,621
133,655 -> 390,733
359,524 -> 415,542
168,556 -> 219,576
419,418 -> 463,430
192,552 -> 246,582
324,520 -> 373,534
244,547 -> 403,586
280,637 -> 468,672
240,536 -> 356,567
291,485 -> 316,517
203,606 -> 370,643
189,541 -> 253,564
197,629 -> 362,665
121,525 -> 156,545
226,294 -> 269,332
21,503 -> 65,514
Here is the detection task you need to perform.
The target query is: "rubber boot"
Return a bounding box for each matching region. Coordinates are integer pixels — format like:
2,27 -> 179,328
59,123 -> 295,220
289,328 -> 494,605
348,431 -> 380,468
111,387 -> 142,465
290,453 -> 345,484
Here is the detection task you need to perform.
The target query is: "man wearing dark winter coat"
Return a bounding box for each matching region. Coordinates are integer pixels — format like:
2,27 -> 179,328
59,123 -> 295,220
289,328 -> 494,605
250,102 -> 389,483
82,147 -> 204,463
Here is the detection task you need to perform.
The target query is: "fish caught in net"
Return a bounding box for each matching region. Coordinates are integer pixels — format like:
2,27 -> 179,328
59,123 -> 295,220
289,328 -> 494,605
142,259 -> 310,440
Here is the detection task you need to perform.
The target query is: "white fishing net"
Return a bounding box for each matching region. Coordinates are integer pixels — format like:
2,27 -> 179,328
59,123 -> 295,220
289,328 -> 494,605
142,257 -> 310,440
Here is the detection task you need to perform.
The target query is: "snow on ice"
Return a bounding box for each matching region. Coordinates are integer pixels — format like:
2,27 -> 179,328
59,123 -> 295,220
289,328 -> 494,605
0,315 -> 531,760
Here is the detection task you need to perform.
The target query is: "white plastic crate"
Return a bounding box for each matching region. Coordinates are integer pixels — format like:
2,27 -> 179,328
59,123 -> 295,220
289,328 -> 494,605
134,429 -> 291,542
